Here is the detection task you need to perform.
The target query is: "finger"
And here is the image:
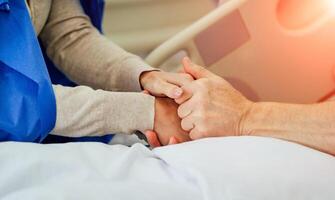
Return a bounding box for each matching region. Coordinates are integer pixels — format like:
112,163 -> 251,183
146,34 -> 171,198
177,98 -> 195,118
175,85 -> 193,105
144,131 -> 162,148
142,90 -> 150,95
181,115 -> 196,131
164,73 -> 194,87
182,57 -> 213,79
178,66 -> 186,73
168,137 -> 179,145
155,80 -> 184,99
189,128 -> 205,140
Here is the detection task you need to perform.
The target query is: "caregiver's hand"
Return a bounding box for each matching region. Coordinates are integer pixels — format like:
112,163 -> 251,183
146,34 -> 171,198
176,57 -> 254,140
140,71 -> 194,99
146,97 -> 191,147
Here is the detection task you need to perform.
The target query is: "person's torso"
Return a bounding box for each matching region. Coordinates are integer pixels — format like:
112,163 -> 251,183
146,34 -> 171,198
26,0 -> 52,35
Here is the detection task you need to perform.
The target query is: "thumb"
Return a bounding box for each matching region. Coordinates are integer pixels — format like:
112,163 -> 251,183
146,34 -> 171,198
144,131 -> 162,148
182,57 -> 212,79
159,81 -> 184,99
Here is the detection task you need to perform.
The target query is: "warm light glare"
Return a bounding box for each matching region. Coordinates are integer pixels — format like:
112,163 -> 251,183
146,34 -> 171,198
277,0 -> 323,29
329,0 -> 335,11
277,0 -> 335,29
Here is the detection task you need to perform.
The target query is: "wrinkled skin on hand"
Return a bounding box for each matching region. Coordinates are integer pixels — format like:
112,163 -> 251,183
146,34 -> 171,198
175,57 -> 254,140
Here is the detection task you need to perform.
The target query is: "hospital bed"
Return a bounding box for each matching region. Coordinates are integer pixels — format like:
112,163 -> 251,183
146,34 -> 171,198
103,0 -> 215,55
1,137 -> 335,200
2,0 -> 335,199
145,0 -> 335,103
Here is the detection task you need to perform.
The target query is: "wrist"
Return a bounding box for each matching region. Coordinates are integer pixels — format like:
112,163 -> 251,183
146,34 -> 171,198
238,101 -> 259,136
139,70 -> 160,89
139,71 -> 151,88
102,92 -> 155,134
240,102 -> 284,137
153,97 -> 164,130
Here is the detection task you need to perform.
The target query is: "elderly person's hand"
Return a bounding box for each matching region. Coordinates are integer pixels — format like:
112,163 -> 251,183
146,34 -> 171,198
175,57 -> 254,140
140,71 -> 194,99
144,58 -> 335,156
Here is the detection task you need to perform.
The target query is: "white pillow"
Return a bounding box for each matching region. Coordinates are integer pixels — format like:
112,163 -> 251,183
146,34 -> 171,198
1,137 -> 334,200
154,136 -> 335,200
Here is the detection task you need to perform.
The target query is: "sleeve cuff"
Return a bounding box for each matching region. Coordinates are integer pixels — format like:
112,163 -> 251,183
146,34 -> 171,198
103,92 -> 155,134
109,56 -> 158,92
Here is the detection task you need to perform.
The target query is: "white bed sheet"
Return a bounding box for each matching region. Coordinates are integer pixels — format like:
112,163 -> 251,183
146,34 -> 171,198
0,137 -> 334,200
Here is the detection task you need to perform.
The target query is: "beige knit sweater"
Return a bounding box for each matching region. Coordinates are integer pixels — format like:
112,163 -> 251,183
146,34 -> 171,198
27,0 -> 156,137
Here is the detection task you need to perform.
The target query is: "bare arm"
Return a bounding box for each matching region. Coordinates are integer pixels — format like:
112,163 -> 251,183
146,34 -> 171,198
243,101 -> 335,155
175,57 -> 335,155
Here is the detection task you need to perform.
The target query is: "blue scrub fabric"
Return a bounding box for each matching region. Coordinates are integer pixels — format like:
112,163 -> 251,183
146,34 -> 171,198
0,0 -> 113,144
41,0 -> 114,144
0,0 -> 10,11
0,0 -> 56,142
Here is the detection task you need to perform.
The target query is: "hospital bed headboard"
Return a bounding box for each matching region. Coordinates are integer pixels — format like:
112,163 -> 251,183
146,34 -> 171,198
145,0 -> 335,103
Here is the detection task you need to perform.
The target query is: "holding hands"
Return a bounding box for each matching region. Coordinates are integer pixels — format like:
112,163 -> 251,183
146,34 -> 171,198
139,70 -> 194,146
176,58 -> 253,140
140,71 -> 194,99
141,57 -> 253,148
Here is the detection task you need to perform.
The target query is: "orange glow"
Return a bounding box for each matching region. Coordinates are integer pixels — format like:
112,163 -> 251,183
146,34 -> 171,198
277,0 -> 335,29
329,0 -> 335,12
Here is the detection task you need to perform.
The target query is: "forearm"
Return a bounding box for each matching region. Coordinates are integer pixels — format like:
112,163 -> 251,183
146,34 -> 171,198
243,101 -> 335,155
51,85 -> 155,137
40,0 -> 155,92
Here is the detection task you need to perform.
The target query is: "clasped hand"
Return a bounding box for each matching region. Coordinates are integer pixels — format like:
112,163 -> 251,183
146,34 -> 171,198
141,57 -> 253,148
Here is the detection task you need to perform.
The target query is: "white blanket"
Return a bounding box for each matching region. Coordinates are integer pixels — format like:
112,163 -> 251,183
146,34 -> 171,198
0,137 -> 334,200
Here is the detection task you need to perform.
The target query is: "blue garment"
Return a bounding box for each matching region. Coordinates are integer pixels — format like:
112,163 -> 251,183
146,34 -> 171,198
80,0 -> 105,32
42,0 -> 105,87
42,0 -> 114,144
0,0 -> 10,11
0,0 -> 56,142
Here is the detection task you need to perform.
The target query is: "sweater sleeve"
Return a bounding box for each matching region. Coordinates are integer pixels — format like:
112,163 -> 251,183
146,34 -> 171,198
50,85 -> 155,137
39,0 -> 155,92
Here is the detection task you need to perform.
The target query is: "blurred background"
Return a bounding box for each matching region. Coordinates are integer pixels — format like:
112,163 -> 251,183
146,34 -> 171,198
103,0 -> 218,57
102,0 -> 335,103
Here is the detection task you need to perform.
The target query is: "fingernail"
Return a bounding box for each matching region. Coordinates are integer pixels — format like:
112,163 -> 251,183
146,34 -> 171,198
174,88 -> 183,97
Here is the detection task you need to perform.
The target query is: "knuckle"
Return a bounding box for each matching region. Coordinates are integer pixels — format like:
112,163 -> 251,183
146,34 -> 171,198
158,82 -> 170,94
167,86 -> 177,95
202,79 -> 211,88
182,85 -> 192,94
182,74 -> 194,82
197,80 -> 209,91
151,78 -> 161,90
194,112 -> 208,127
193,112 -> 204,123
195,95 -> 207,106
172,85 -> 180,92
181,120 -> 188,130
189,131 -> 197,140
175,98 -> 182,105
176,96 -> 187,105
194,80 -> 203,88
177,106 -> 185,118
